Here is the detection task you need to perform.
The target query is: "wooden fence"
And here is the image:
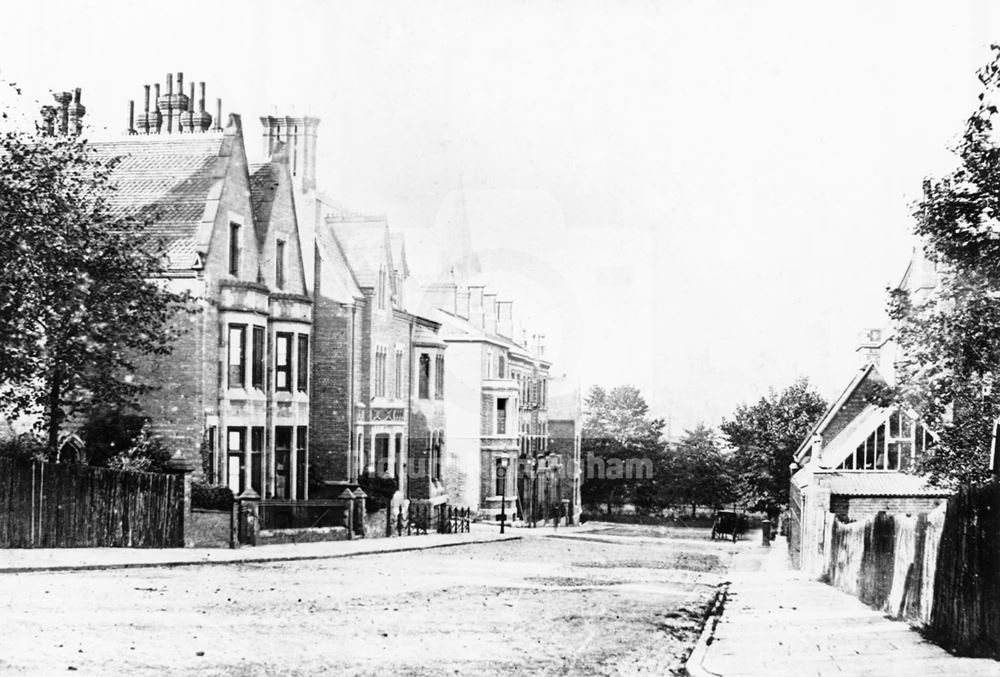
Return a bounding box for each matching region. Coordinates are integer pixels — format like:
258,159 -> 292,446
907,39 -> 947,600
929,483 -> 1000,658
0,457 -> 185,548
826,508 -> 945,627
824,485 -> 1000,659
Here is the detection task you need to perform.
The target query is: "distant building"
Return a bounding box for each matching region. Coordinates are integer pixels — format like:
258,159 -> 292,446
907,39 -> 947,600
418,283 -> 572,521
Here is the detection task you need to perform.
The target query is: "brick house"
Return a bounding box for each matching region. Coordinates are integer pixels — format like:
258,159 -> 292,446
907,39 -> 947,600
309,213 -> 449,512
789,245 -> 949,573
789,363 -> 949,573
87,74 -> 313,499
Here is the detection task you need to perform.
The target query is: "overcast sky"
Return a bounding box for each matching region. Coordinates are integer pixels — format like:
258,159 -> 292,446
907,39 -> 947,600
3,0 -> 999,433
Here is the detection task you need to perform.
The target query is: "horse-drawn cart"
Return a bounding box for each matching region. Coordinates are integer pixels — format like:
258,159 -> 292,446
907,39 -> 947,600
710,509 -> 744,542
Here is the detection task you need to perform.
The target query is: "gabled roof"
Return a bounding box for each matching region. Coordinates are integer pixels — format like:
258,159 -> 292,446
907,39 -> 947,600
794,363 -> 881,463
249,162 -> 278,248
389,232 -> 409,278
315,221 -> 364,305
329,215 -> 391,288
90,125 -> 236,271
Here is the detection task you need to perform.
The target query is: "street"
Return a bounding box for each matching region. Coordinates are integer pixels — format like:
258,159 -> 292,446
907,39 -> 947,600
0,525 -> 739,676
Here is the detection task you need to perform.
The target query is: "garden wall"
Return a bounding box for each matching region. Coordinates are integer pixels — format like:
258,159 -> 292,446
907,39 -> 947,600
824,483 -> 1000,659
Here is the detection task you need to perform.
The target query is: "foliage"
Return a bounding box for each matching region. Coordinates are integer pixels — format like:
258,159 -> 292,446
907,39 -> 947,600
581,385 -> 666,514
720,378 -> 827,515
0,431 -> 47,462
887,46 -> 1000,487
106,421 -> 170,473
191,482 -> 235,511
663,424 -> 735,516
357,471 -> 398,513
0,118 -> 191,454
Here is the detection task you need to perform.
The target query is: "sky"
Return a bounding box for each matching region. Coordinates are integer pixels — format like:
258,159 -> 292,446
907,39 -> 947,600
2,0 -> 999,433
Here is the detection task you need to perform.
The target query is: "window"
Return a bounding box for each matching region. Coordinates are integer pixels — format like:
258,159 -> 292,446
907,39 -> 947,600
296,427 -> 308,499
540,378 -> 547,407
227,427 -> 245,495
374,346 -> 387,398
836,410 -> 933,471
486,349 -> 493,378
498,354 -> 506,379
375,434 -> 390,476
394,349 -> 403,399
431,431 -> 443,481
497,398 -> 508,435
435,355 -> 444,399
275,426 -> 292,499
297,334 -> 309,392
377,268 -> 386,310
206,426 -> 217,484
275,332 -> 292,391
250,427 -> 264,495
418,353 -> 430,399
228,325 -> 246,389
229,222 -> 241,276
275,239 -> 285,290
251,326 -> 265,390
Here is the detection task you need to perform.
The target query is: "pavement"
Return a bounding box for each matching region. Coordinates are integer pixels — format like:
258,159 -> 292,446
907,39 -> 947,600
688,534 -> 1000,677
0,522 -> 520,573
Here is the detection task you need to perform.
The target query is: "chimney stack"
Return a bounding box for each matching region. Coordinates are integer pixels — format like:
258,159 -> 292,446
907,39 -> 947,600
53,92 -> 71,135
39,105 -> 57,136
456,288 -> 471,319
468,286 -> 485,329
137,85 -> 150,134
260,115 -> 321,191
127,100 -> 136,135
483,293 -> 498,335
212,98 -> 223,132
66,88 -> 85,136
533,334 -> 546,357
179,82 -> 195,132
497,301 -> 513,338
164,74 -> 173,133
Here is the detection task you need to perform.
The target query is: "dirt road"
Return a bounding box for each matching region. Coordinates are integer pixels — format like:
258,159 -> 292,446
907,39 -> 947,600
0,525 -> 743,675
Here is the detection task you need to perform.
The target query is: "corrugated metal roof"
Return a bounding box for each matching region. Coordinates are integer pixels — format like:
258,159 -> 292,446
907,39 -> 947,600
817,472 -> 951,497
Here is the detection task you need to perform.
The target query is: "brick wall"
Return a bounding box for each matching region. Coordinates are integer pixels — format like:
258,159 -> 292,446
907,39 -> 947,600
309,293 -> 356,486
832,495 -> 947,522
134,288 -> 210,475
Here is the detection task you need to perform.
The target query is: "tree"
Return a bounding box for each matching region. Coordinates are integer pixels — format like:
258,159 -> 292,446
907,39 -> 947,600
581,385 -> 665,514
885,46 -> 1000,487
720,378 -> 827,516
0,115 -> 190,456
665,424 -> 735,517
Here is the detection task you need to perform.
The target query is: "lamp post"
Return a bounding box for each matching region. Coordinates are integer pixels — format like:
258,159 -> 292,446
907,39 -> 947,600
498,457 -> 509,534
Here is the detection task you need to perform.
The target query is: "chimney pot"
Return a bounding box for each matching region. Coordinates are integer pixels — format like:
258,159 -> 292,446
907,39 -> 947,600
128,100 -> 136,135
153,83 -> 162,132
212,98 -> 223,132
